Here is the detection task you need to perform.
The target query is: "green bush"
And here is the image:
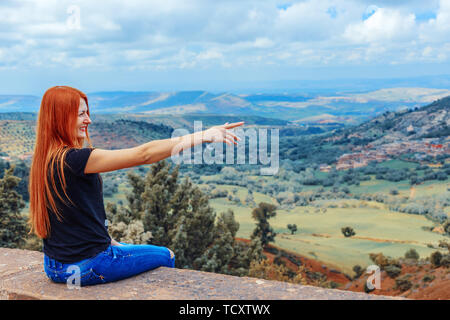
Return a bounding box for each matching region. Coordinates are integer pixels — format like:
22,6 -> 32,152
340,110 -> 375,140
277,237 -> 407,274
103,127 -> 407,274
385,265 -> 402,278
440,254 -> 450,268
422,274 -> 435,282
273,253 -> 285,266
444,221 -> 450,235
389,189 -> 399,195
352,265 -> 364,279
395,276 -> 413,292
341,226 -> 356,238
369,253 -> 401,270
404,248 -> 420,261
327,281 -> 340,289
430,251 -> 442,267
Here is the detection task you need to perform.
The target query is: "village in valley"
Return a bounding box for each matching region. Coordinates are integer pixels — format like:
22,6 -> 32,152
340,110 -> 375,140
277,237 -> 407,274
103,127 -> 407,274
323,138 -> 449,172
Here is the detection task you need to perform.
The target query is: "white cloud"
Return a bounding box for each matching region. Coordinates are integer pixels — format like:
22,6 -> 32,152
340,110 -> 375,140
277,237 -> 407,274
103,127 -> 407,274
123,49 -> 161,61
0,0 -> 448,74
344,7 -> 417,43
419,0 -> 450,42
253,37 -> 274,48
274,0 -> 353,42
197,49 -> 223,60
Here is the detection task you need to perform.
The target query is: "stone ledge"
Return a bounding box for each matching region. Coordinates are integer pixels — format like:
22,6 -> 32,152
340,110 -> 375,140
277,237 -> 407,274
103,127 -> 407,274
0,248 -> 402,300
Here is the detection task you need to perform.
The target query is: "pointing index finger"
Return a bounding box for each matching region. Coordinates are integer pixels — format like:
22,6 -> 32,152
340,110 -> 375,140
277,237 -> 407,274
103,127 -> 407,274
224,121 -> 245,129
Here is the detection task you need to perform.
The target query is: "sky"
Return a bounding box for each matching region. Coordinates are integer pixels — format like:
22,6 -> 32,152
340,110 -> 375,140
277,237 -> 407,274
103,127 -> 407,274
0,0 -> 449,95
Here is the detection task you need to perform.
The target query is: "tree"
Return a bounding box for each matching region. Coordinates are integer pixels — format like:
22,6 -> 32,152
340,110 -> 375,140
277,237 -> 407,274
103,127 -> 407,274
385,265 -> 402,278
341,226 -> 356,238
106,160 -> 260,275
430,251 -> 442,267
389,189 -> 399,196
287,224 -> 298,235
193,209 -> 239,274
140,160 -> 181,248
248,258 -> 306,285
0,165 -> 27,248
245,190 -> 255,206
221,166 -> 242,181
228,238 -> 265,277
352,265 -> 363,279
395,276 -> 412,292
443,220 -> 450,235
105,180 -> 152,245
106,200 -> 152,245
404,248 -> 420,261
250,202 -> 277,248
169,177 -> 217,269
0,160 -> 30,202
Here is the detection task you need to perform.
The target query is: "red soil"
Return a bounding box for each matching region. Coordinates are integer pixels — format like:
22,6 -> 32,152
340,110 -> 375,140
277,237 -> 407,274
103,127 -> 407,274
235,238 -> 350,285
236,238 -> 450,299
345,263 -> 450,300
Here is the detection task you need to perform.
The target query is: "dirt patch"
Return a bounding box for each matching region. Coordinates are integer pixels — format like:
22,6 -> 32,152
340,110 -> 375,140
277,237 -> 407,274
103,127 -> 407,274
235,238 -> 350,285
311,233 -> 332,238
277,234 -> 319,245
409,186 -> 416,199
352,236 -> 421,245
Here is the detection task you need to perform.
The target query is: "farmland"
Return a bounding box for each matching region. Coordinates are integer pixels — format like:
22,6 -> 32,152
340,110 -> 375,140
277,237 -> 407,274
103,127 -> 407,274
102,167 -> 449,276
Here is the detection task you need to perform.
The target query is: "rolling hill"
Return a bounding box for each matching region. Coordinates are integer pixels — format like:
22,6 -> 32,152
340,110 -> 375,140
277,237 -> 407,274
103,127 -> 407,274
1,88 -> 450,123
333,95 -> 450,145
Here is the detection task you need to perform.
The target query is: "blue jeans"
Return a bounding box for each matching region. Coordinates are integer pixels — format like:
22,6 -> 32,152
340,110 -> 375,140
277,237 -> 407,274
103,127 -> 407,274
43,242 -> 175,287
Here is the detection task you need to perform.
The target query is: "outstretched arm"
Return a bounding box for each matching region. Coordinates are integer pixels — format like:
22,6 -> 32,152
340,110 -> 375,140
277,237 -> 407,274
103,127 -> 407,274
111,238 -> 123,246
84,121 -> 244,174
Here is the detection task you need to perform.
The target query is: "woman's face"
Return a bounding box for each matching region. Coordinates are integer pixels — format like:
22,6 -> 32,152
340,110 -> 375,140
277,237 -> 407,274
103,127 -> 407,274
76,98 -> 91,138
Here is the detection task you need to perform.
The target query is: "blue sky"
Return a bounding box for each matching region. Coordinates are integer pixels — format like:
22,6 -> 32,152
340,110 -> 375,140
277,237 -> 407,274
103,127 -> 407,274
0,0 -> 449,95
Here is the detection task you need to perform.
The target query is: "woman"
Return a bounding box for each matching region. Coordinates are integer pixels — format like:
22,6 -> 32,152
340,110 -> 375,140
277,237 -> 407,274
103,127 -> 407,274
28,86 -> 243,287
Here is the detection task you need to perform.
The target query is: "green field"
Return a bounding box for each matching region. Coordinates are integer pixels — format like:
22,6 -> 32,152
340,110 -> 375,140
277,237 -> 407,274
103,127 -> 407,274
208,197 -> 448,275
199,171 -> 449,275
100,172 -> 449,276
377,159 -> 418,170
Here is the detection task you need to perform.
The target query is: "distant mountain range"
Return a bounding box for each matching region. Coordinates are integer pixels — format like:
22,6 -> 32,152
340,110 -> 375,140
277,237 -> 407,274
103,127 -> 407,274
279,95 -> 449,169
319,95 -> 450,169
1,88 -> 450,124
1,94 -> 448,161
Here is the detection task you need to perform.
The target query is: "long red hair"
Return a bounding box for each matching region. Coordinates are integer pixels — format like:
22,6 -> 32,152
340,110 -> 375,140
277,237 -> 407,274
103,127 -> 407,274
28,86 -> 94,239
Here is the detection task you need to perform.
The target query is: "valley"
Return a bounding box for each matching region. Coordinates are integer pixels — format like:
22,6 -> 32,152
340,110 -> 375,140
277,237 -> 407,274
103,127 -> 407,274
1,89 -> 449,298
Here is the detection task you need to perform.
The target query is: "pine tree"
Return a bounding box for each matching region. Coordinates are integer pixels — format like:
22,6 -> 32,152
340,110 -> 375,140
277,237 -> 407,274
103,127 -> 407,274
0,165 -> 27,248
140,160 -> 180,247
106,160 -> 265,275
228,238 -> 265,276
194,209 -> 239,273
250,202 -> 277,248
170,177 -> 216,268
0,160 -> 30,202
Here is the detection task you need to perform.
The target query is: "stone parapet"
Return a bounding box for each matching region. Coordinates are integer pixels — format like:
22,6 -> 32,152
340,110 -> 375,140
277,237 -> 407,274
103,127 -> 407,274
0,248 -> 402,300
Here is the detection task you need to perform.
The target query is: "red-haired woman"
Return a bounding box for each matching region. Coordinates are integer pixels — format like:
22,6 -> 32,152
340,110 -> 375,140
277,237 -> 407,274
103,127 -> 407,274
28,86 -> 243,287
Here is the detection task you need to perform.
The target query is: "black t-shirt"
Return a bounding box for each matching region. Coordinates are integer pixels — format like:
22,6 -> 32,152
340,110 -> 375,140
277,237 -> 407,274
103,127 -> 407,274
43,147 -> 111,263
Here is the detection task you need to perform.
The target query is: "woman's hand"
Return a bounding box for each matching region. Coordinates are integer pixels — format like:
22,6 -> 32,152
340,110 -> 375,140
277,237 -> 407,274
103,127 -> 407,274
202,121 -> 244,145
